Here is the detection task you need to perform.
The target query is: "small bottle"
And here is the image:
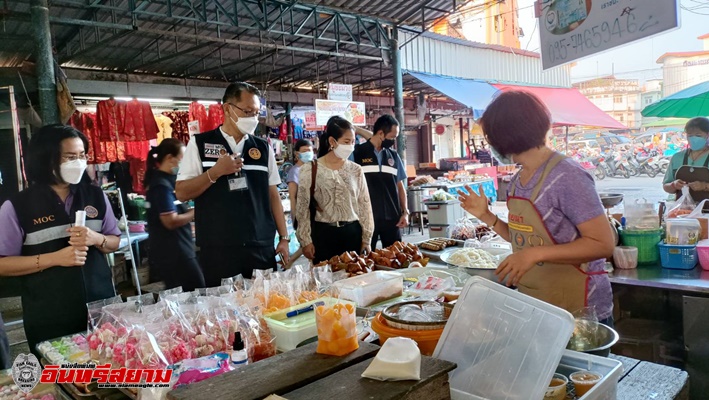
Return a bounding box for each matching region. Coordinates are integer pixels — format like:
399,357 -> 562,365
231,332 -> 248,367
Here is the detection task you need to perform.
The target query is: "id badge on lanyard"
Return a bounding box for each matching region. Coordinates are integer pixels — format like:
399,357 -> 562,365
228,171 -> 248,191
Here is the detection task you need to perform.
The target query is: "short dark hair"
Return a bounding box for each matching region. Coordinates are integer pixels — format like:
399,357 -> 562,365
27,124 -> 89,186
294,139 -> 313,152
144,138 -> 185,188
373,114 -> 399,136
222,82 -> 261,104
319,116 -> 354,158
480,90 -> 551,155
686,117 -> 709,134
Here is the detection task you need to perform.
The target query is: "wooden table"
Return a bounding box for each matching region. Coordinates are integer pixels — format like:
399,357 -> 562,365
167,342 -> 456,400
611,354 -> 689,400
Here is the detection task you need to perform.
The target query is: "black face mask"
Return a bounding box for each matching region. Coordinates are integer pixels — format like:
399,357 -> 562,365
382,138 -> 395,148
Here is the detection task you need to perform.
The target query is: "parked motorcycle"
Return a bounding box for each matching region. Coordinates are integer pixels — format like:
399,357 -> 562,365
603,151 -> 630,179
588,156 -> 606,180
636,155 -> 659,178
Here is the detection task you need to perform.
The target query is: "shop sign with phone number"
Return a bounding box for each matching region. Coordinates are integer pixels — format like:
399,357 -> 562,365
539,0 -> 678,70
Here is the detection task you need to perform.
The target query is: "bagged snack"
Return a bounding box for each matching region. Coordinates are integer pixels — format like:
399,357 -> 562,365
451,217 -> 476,241
315,301 -> 359,356
361,337 -> 421,381
667,187 -> 696,218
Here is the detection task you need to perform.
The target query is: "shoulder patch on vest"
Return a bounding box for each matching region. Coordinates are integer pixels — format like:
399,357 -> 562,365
84,205 -> 99,218
248,148 -> 262,160
387,157 -> 395,166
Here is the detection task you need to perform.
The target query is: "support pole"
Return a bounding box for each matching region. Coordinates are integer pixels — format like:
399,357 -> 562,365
459,117 -> 465,159
390,27 -> 406,164
286,103 -> 293,162
31,0 -> 59,125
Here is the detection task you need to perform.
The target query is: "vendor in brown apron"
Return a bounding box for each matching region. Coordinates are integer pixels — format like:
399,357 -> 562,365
507,153 -> 606,314
673,152 -> 709,201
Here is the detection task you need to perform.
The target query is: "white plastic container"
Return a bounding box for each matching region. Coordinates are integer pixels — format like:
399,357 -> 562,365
434,276 -> 576,400
666,218 -> 701,245
557,350 -> 623,400
333,271 -> 403,307
428,224 -> 451,238
263,298 -> 356,352
425,200 -> 464,225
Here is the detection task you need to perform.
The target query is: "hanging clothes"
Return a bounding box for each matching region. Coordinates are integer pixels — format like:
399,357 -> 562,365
96,99 -> 126,142
189,102 -> 209,134
163,111 -> 190,145
129,159 -> 147,195
207,103 -> 225,131
69,112 -> 104,164
155,114 -> 173,144
279,120 -> 288,141
123,99 -> 159,142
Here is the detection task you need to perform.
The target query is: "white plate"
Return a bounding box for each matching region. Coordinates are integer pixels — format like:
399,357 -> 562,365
440,247 -> 511,269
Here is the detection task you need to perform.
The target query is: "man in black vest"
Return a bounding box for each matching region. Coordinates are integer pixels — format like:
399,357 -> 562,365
176,82 -> 290,286
353,115 -> 409,249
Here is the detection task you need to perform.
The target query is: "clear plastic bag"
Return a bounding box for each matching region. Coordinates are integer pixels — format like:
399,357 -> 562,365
451,217 -> 476,240
667,187 -> 696,219
315,300 -> 359,356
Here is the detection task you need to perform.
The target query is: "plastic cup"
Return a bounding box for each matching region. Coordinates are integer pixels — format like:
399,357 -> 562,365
570,370 -> 603,397
613,246 -> 638,269
543,373 -> 568,400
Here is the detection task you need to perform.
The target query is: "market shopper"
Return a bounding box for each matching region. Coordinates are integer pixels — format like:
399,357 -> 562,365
296,116 -> 374,263
0,125 -> 121,355
457,91 -> 615,325
145,139 -> 205,291
175,82 -> 290,285
663,117 -> 709,201
287,139 -> 314,229
352,115 -> 409,249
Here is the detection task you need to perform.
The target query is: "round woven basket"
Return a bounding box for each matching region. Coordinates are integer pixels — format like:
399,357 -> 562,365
381,301 -> 453,331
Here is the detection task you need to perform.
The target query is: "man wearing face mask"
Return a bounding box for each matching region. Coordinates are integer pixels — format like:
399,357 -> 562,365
0,125 -> 121,356
176,82 -> 289,285
352,115 -> 409,249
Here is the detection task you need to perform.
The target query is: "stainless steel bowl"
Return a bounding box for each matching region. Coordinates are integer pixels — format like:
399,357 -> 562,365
599,193 -> 624,209
566,320 -> 620,357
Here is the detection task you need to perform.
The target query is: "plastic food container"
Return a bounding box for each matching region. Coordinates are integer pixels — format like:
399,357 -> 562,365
613,246 -> 638,270
434,276 -> 576,400
424,200 -> 464,226
371,312 -> 444,356
333,271 -> 403,307
544,373 -> 568,400
658,243 -> 698,270
557,350 -> 622,400
570,371 -> 603,397
697,239 -> 709,271
665,218 -> 701,245
620,229 -> 663,264
264,298 -> 356,352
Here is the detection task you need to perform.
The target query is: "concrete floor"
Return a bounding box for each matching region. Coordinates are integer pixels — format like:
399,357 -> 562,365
0,226 -> 433,360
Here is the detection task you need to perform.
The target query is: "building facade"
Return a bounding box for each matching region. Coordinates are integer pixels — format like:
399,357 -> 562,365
657,34 -> 709,97
573,76 -> 643,129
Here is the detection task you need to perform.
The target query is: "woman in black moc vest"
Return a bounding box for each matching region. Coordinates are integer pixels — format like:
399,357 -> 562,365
144,139 -> 205,291
0,125 -> 121,356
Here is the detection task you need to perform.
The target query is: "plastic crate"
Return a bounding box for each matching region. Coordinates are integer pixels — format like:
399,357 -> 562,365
658,243 -> 697,270
424,200 -> 464,225
620,229 -> 662,264
428,224 -> 451,238
557,350 -> 623,400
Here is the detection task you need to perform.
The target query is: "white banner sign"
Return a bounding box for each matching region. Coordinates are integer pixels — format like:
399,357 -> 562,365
327,83 -> 353,101
539,0 -> 679,69
315,99 -> 366,126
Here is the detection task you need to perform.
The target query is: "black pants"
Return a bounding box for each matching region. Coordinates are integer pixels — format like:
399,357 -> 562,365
313,221 -> 363,264
0,318 -> 10,369
371,219 -> 402,249
199,245 -> 276,287
155,257 -> 206,292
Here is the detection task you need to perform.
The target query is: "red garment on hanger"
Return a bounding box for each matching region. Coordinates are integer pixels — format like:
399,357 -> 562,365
125,141 -> 151,162
129,159 -> 147,195
96,99 -> 126,142
69,112 -> 104,164
279,120 -> 288,141
189,102 -> 209,134
207,103 -> 224,131
123,99 -> 159,141
163,111 -> 190,145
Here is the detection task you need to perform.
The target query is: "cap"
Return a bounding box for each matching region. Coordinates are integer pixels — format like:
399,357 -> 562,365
233,332 -> 245,351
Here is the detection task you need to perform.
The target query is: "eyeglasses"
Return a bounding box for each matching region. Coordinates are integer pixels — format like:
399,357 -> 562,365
228,103 -> 259,118
61,154 -> 88,162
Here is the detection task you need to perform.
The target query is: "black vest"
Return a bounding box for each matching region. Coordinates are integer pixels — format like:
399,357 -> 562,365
10,184 -> 115,352
353,141 -> 402,222
146,171 -> 195,261
194,129 -> 276,247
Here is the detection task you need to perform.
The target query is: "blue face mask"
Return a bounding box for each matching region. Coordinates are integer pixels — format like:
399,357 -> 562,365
170,166 -> 180,175
688,136 -> 707,151
298,151 -> 314,162
491,147 -> 514,165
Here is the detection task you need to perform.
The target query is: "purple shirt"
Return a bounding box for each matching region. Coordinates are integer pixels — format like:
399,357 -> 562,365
0,188 -> 121,257
509,157 -> 613,320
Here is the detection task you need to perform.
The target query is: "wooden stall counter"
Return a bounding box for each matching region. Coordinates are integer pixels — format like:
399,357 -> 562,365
167,342 -> 456,400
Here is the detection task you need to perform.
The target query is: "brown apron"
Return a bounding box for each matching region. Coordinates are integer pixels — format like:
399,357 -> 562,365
507,153 -> 605,314
675,150 -> 709,201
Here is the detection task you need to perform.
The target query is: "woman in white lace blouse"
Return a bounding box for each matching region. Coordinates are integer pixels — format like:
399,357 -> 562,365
296,116 -> 374,263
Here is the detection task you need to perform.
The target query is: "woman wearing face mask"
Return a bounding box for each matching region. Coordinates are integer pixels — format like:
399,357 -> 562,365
457,91 -> 615,326
296,116 -> 374,263
0,125 -> 121,356
287,139 -> 314,229
145,139 -> 205,291
663,117 -> 709,201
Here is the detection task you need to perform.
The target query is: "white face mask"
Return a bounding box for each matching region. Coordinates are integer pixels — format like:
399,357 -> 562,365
332,143 -> 355,160
60,159 -> 87,184
230,110 -> 259,135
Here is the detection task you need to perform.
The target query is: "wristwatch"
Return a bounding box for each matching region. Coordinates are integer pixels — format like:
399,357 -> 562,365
279,235 -> 291,242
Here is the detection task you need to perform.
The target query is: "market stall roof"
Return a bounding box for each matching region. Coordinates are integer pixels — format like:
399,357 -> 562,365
642,81 -> 709,118
641,118 -> 689,128
408,72 -> 626,129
